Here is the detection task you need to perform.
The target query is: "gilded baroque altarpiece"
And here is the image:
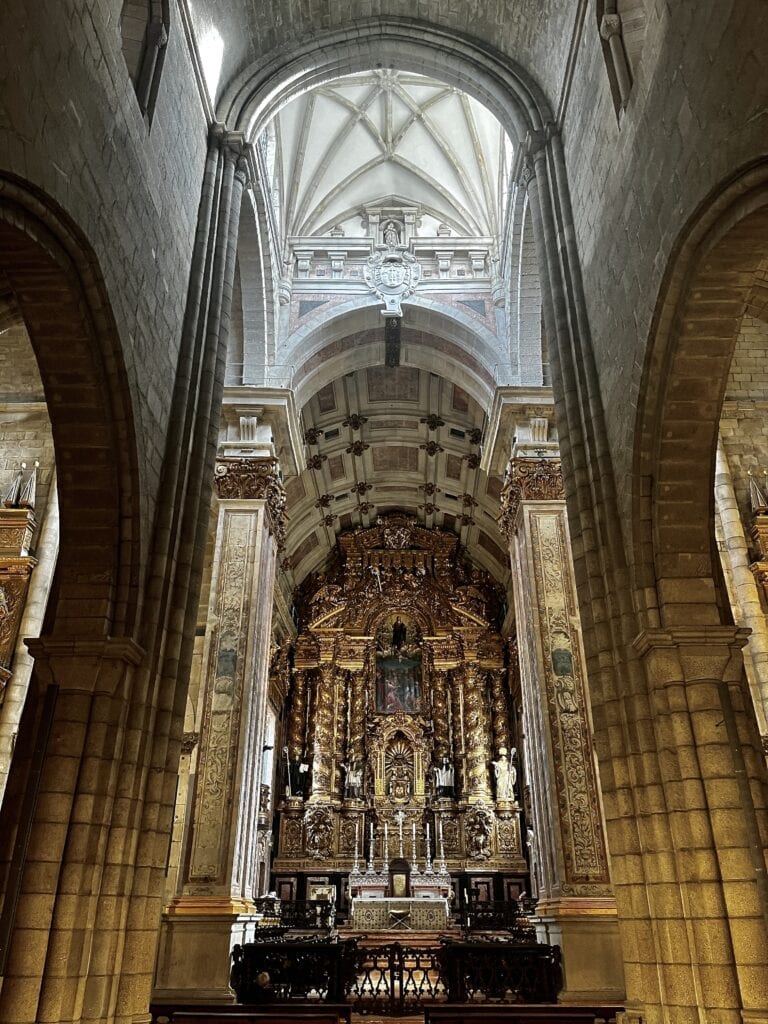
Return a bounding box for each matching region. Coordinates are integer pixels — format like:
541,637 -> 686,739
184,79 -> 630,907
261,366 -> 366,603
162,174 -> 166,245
273,516 -> 527,879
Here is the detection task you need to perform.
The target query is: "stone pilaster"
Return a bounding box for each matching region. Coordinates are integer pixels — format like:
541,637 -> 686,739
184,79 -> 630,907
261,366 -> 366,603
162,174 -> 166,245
631,627 -> 768,1024
156,455 -> 284,1002
501,454 -> 624,1002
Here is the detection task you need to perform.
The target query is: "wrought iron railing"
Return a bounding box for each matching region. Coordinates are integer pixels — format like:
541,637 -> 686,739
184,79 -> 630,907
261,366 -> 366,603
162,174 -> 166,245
461,899 -> 536,941
280,899 -> 336,930
440,940 -> 562,1004
346,942 -> 448,1015
231,937 -> 562,1014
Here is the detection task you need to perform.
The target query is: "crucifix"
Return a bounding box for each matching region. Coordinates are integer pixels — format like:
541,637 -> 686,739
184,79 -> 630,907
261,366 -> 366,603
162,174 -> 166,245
395,809 -> 406,860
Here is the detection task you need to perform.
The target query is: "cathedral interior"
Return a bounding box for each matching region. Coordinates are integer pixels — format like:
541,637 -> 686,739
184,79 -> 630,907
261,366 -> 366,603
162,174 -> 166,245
0,3 -> 767,1024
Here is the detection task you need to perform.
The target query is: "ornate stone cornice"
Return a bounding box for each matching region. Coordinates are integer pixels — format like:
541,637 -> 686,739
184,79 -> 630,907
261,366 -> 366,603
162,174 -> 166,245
214,457 -> 287,546
497,458 -> 564,539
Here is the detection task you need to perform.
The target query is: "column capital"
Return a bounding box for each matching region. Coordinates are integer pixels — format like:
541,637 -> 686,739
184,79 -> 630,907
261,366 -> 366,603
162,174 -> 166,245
633,626 -> 751,686
600,13 -> 622,40
25,635 -> 145,694
214,456 -> 286,546
498,457 -> 564,538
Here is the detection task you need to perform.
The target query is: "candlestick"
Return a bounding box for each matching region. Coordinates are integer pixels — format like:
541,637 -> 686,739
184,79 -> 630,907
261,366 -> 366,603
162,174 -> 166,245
425,822 -> 432,872
383,822 -> 389,870
354,820 -> 360,871
398,816 -> 404,860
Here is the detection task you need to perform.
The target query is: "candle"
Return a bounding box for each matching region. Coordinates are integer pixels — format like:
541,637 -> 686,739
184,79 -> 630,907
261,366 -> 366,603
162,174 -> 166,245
355,820 -> 360,857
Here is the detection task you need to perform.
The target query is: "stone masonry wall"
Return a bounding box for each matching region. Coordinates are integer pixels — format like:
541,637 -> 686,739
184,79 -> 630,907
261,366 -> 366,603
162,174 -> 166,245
0,0 -> 209,561
560,1 -> 768,547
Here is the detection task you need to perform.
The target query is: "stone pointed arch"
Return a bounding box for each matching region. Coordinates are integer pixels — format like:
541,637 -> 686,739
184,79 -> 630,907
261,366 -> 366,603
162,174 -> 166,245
0,173 -> 141,638
633,160 -> 768,628
218,18 -> 552,145
287,297 -> 500,410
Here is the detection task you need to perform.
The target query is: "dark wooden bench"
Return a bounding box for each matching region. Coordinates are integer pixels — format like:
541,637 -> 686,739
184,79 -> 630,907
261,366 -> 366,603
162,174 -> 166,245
424,1004 -> 625,1024
149,1003 -> 352,1024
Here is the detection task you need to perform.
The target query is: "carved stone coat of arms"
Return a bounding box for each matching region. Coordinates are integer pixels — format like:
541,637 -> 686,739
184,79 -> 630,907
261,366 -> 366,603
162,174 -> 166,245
364,248 -> 422,317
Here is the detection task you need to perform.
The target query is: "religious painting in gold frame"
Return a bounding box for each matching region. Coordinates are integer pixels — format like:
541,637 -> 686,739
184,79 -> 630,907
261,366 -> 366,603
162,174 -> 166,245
375,616 -> 423,714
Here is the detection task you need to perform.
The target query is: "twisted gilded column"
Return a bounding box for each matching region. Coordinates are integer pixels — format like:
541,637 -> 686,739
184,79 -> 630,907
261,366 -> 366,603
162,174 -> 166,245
308,663 -> 334,802
463,663 -> 493,803
348,668 -> 366,764
488,668 -> 511,756
448,671 -> 465,800
332,669 -> 348,803
431,668 -> 451,761
286,668 -> 308,762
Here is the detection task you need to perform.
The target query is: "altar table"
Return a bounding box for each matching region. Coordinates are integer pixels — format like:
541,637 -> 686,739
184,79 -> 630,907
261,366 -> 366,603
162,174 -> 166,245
350,896 -> 450,931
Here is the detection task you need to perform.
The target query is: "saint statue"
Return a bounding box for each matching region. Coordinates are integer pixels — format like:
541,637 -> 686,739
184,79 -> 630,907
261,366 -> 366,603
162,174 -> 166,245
383,220 -> 400,247
286,752 -> 309,799
342,760 -> 363,799
492,747 -> 516,801
392,616 -> 407,650
433,757 -> 455,798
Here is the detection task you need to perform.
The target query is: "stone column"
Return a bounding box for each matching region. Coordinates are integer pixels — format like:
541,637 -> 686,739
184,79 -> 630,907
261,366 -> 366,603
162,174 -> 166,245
155,455 -> 285,1002
501,454 -> 624,1003
632,627 -> 768,1024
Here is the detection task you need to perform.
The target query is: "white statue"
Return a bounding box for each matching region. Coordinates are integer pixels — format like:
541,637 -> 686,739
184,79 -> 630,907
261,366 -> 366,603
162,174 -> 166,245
342,760 -> 363,799
492,747 -> 516,801
433,758 -> 455,797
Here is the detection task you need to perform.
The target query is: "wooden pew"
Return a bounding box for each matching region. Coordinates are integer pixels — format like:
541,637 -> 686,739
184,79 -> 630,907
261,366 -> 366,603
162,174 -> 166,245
149,1003 -> 352,1024
425,1004 -> 625,1024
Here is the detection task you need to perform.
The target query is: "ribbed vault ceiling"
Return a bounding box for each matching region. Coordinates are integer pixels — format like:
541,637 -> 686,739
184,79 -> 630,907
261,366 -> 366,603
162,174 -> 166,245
266,70 -> 513,244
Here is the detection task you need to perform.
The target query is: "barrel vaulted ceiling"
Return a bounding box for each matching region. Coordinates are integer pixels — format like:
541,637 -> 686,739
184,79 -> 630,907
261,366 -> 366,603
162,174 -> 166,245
264,70 -> 514,247
283,366 -> 510,586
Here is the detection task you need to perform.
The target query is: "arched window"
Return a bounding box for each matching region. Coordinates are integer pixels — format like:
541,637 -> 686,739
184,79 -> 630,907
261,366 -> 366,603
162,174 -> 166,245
120,0 -> 170,122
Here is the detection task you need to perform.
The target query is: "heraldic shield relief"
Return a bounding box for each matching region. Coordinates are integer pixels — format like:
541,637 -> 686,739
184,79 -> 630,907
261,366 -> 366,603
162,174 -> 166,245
364,248 -> 422,317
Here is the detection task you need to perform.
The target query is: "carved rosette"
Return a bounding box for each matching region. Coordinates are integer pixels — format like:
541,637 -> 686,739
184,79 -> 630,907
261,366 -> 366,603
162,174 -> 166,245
498,458 -> 565,540
214,457 -> 287,547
